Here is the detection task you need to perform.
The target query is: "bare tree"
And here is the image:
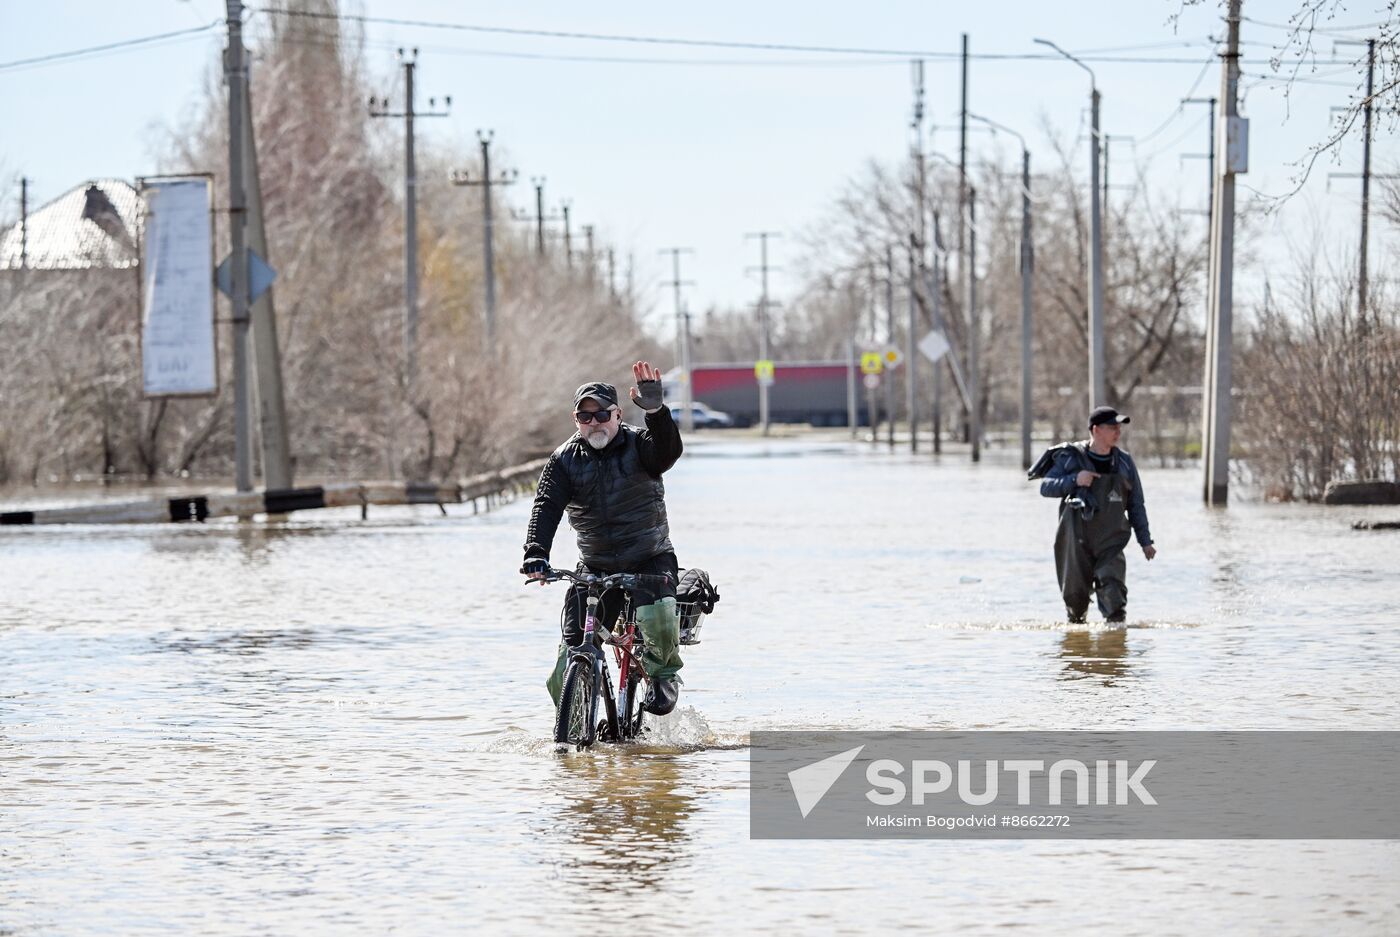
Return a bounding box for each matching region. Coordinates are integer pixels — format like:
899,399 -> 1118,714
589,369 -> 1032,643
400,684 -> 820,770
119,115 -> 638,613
1239,254 -> 1399,499
0,0 -> 661,487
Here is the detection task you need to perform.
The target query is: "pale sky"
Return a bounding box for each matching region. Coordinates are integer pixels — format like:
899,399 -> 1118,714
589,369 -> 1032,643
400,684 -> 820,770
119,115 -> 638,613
2,1 -> 1395,329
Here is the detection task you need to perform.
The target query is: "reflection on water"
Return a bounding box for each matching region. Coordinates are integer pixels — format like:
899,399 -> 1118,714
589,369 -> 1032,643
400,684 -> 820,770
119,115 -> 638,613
552,752 -> 696,893
1058,629 -> 1134,685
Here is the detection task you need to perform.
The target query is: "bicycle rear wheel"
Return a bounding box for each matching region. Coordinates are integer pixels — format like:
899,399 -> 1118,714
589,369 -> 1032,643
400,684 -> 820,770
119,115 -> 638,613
553,657 -> 598,749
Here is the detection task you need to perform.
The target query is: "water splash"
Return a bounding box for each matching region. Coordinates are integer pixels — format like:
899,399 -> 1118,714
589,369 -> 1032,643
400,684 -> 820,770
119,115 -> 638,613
633,705 -> 746,752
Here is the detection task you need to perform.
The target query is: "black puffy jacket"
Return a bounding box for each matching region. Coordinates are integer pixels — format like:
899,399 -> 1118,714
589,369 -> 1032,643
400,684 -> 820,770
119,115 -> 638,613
523,408 -> 683,571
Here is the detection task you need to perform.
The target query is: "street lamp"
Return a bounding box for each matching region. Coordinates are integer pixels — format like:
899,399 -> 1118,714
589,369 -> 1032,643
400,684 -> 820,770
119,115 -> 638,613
1035,37 -> 1104,411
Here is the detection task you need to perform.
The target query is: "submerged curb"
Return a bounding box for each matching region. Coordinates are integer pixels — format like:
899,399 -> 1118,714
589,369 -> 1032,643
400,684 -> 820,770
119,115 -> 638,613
0,459 -> 547,526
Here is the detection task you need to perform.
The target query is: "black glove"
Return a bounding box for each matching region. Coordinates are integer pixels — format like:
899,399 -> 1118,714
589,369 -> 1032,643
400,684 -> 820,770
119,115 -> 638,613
633,379 -> 663,411
521,558 -> 550,577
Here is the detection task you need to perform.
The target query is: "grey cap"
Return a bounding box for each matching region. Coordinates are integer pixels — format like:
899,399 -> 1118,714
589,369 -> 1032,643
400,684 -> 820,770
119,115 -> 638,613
573,381 -> 619,410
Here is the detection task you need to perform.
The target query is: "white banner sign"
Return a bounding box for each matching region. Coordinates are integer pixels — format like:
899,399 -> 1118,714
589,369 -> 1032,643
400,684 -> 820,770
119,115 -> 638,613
142,179 -> 216,396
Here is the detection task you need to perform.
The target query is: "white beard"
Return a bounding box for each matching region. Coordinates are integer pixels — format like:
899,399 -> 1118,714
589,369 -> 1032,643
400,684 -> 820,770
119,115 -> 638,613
585,430 -> 610,449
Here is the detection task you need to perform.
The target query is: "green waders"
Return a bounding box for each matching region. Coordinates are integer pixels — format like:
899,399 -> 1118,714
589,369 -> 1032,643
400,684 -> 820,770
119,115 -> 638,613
1054,470 -> 1133,621
546,598 -> 683,707
546,645 -> 568,709
634,597 -> 683,682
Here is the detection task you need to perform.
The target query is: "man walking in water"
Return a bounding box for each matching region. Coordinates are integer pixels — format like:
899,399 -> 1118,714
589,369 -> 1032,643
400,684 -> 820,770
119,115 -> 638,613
521,361 -> 686,715
1030,406 -> 1156,624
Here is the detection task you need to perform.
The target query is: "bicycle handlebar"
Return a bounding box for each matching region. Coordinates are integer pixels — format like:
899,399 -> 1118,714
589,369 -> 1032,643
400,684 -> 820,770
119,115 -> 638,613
525,567 -> 673,592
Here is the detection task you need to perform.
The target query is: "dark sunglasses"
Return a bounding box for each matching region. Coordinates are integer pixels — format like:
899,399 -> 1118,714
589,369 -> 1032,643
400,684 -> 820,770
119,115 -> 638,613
574,409 -> 616,424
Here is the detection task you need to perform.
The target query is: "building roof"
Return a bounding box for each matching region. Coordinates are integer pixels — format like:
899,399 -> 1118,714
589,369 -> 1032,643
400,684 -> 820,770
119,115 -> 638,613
0,179 -> 142,270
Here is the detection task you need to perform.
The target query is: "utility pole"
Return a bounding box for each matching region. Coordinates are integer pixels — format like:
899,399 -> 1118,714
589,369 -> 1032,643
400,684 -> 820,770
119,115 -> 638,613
450,130 -> 516,354
1036,38 -> 1104,410
1359,37 -> 1376,319
867,262 -> 880,446
912,61 -> 927,257
513,178 -> 561,259
906,238 -> 918,453
1330,38 -> 1380,319
241,68 -> 293,490
18,177 -> 27,269
930,220 -> 944,454
660,247 -> 695,432
1089,86 -> 1105,409
225,0 -> 252,493
1018,147 -> 1034,471
533,177 -> 546,255
562,202 -> 573,268
369,49 -> 450,387
745,231 -> 781,436
607,248 -> 617,303
885,245 -> 896,451
583,224 -> 596,282
958,34 -> 969,263
910,59 -> 926,456
958,36 -> 970,447
1360,36 -> 1376,319
966,189 -> 980,463
1203,0 -> 1244,506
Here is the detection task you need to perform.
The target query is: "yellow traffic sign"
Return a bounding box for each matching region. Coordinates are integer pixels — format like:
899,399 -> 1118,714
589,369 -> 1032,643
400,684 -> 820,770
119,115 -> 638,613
754,359 -> 775,385
860,352 -> 883,375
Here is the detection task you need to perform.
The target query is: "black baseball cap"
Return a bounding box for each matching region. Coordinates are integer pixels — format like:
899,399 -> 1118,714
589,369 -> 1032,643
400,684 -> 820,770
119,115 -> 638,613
1089,406 -> 1130,428
573,381 -> 619,410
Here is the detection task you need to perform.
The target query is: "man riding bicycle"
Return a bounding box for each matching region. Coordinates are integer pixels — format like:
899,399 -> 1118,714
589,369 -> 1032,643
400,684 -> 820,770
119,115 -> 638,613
522,361 -> 685,716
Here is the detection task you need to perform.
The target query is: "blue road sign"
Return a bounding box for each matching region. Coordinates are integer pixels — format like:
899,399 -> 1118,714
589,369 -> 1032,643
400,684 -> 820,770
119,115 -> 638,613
216,249 -> 277,303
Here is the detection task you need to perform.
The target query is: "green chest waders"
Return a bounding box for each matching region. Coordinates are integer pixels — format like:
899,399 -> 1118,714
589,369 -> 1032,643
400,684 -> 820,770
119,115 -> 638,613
1054,470 -> 1133,621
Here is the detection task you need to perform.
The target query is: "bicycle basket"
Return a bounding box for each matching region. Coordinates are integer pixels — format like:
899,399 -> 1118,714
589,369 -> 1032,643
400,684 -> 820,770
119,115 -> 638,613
678,602 -> 706,645
676,567 -> 719,645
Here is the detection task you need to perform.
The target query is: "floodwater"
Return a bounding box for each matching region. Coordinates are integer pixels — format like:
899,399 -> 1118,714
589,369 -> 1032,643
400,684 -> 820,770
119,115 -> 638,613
3,436 -> 1399,935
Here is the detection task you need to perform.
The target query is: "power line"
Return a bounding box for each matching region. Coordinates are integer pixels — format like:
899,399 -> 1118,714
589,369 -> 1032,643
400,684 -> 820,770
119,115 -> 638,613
260,8 -> 1349,66
1133,52 -> 1217,145
1158,112 -> 1208,153
0,21 -> 220,72
1240,15 -> 1390,37
263,32 -> 902,68
263,27 -> 1235,66
6,11 -> 1367,76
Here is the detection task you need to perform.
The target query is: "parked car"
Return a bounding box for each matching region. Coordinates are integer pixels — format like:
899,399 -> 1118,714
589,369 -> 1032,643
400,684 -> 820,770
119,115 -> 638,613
669,401 -> 735,429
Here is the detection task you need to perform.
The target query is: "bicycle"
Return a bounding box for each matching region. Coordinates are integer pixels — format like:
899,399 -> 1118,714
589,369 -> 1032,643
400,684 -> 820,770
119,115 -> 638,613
533,568 -> 674,750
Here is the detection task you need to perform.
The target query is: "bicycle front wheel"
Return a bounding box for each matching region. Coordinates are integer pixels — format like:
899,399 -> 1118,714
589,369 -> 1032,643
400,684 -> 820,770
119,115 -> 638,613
554,657 -> 598,749
622,669 -> 646,740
